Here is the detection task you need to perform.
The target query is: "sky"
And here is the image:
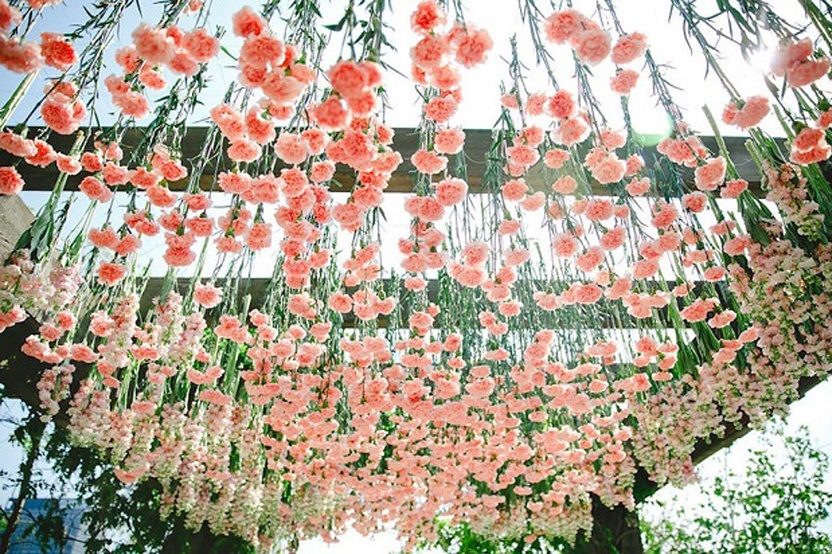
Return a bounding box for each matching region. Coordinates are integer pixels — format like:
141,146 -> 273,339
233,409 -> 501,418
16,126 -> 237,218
1,0 -> 830,552
0,0 -> 809,135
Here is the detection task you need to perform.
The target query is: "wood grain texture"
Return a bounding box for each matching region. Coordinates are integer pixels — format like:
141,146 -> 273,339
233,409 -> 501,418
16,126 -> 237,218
0,128 -> 773,196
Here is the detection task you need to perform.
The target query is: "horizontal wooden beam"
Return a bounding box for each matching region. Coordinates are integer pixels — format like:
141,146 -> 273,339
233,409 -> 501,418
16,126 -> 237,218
690,374 -> 823,465
140,276 -> 724,330
1,127 -> 772,196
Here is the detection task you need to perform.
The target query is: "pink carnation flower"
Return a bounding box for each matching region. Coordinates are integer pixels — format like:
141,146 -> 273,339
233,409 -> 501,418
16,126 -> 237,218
544,9 -> 584,44
610,32 -> 648,65
610,69 -> 639,95
0,166 -> 24,195
40,32 -> 77,71
132,24 -> 175,65
572,27 -> 611,65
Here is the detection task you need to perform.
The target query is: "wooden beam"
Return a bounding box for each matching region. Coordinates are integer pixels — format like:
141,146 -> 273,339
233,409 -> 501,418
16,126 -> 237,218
138,276 -> 720,330
690,373 -> 823,465
1,127 -> 773,196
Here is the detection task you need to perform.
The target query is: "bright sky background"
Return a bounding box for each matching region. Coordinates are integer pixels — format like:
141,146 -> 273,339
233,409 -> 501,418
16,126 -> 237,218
1,0 -> 830,552
0,0 -> 810,135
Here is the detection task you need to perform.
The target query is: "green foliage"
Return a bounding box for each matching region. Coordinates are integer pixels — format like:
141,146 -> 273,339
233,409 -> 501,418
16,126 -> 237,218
416,521 -> 571,554
641,423 -> 832,554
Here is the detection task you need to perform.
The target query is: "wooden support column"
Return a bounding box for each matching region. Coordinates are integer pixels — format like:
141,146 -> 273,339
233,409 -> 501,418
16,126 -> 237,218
579,496 -> 644,554
0,194 -> 33,261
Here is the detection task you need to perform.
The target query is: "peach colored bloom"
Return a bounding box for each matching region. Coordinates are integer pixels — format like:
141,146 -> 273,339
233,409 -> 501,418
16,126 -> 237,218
435,128 -> 465,154
0,36 -> 42,73
183,28 -> 219,63
97,262 -> 127,286
410,0 -> 445,34
0,166 -> 24,195
232,6 -> 266,37
194,283 -> 222,308
572,28 -> 611,65
544,9 -> 584,44
132,24 -> 175,64
694,157 -> 726,191
610,32 -> 647,65
610,69 -> 639,95
452,26 -> 492,67
40,32 -> 76,70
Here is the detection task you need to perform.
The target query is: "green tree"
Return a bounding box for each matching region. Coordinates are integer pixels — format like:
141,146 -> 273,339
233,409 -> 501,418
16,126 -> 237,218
641,424 -> 832,554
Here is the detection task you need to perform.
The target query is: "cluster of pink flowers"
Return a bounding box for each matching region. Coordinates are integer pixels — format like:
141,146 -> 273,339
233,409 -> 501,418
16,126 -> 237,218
0,27 -> 77,75
233,7 -> 313,116
40,80 -> 87,135
722,95 -> 770,129
544,8 -> 646,80
790,124 -> 832,166
104,21 -> 219,119
0,1 -> 72,74
771,38 -> 830,88
3,2 -> 832,549
763,162 -> 825,239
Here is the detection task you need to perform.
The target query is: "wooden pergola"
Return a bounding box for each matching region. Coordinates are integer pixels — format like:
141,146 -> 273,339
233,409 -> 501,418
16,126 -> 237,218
0,127 -> 820,553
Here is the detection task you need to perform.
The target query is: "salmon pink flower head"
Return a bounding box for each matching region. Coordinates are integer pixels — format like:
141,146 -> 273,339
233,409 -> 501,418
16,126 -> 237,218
589,153 -> 625,184
411,34 -> 448,70
544,9 -> 585,44
274,132 -> 308,165
572,26 -> 611,65
183,28 -> 219,63
232,6 -> 267,38
770,39 -> 830,88
97,262 -> 127,286
556,116 -> 590,146
547,90 -> 576,120
79,176 -> 113,203
694,156 -> 726,191
434,128 -> 465,154
239,33 -> 285,68
0,36 -> 42,73
789,126 -> 831,164
789,57 -> 829,88
328,60 -> 372,99
40,33 -> 77,71
0,166 -> 24,195
40,90 -> 86,135
450,25 -> 493,68
720,179 -> 748,198
410,0 -> 445,34
722,95 -> 769,129
411,149 -> 447,175
227,139 -> 262,163
132,23 -> 175,65
435,177 -> 467,206
610,69 -> 639,95
424,95 -> 457,123
611,32 -> 648,65
552,232 -> 578,258
544,148 -> 570,169
0,2 -> 21,31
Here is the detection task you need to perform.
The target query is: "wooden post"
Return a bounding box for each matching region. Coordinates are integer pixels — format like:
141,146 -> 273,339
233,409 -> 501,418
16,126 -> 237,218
579,496 -> 644,554
0,195 -> 33,261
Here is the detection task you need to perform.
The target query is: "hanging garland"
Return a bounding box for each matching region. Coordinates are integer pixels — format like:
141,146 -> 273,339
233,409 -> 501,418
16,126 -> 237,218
0,0 -> 831,550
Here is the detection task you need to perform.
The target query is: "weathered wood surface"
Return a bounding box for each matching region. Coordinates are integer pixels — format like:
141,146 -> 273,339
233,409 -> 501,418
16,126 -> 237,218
0,195 -> 34,260
1,127 -> 775,196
